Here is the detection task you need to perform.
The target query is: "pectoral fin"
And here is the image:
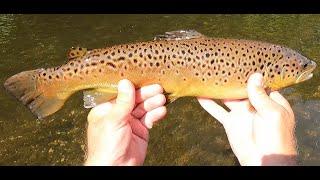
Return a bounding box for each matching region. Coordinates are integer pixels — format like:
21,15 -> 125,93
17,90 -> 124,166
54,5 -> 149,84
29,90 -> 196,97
83,88 -> 117,108
164,93 -> 180,105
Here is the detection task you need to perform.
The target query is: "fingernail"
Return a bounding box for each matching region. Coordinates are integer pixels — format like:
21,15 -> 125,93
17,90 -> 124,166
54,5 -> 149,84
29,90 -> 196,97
148,123 -> 153,129
253,73 -> 263,87
118,80 -> 131,93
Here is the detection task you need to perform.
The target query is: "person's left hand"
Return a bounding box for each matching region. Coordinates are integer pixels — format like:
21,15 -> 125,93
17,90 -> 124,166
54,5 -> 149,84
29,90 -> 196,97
85,79 -> 167,166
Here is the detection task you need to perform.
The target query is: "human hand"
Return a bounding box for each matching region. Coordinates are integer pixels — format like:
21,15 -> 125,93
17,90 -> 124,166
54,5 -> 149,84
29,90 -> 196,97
197,73 -> 297,166
85,80 -> 167,166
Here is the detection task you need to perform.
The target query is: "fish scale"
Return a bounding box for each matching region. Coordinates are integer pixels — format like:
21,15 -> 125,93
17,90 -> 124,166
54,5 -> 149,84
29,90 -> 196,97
3,30 -> 317,119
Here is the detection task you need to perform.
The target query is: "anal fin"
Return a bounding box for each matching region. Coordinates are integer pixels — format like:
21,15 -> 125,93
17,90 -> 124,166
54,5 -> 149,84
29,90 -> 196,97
83,88 -> 117,108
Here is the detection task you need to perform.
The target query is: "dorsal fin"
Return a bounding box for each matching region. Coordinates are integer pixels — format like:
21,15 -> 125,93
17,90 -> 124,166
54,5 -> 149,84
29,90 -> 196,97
153,30 -> 206,41
67,47 -> 88,60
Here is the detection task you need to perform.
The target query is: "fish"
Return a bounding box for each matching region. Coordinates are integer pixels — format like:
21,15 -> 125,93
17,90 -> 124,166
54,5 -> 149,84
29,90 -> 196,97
3,30 -> 317,119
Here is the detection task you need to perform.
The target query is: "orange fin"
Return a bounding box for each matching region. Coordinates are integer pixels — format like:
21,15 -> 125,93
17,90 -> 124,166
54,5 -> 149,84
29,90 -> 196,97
4,69 -> 71,119
164,93 -> 179,105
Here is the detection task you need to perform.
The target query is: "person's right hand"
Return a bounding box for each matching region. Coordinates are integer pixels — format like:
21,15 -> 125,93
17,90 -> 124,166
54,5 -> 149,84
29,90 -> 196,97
197,73 -> 297,166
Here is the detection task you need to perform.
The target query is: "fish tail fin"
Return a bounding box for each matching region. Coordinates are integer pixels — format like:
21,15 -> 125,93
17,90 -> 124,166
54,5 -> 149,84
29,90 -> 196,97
4,69 -> 68,119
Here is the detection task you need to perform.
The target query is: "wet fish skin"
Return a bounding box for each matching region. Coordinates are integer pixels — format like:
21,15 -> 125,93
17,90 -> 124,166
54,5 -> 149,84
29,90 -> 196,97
3,32 -> 317,119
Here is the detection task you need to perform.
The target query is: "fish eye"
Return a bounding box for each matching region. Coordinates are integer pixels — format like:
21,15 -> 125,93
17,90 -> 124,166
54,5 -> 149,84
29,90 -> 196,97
303,63 -> 308,68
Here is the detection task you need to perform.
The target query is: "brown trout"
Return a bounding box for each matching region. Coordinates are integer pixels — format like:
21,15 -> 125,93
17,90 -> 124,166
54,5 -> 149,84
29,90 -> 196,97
4,30 -> 317,119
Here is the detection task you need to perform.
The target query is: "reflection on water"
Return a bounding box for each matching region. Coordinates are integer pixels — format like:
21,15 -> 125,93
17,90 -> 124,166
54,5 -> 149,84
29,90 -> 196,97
0,14 -> 319,165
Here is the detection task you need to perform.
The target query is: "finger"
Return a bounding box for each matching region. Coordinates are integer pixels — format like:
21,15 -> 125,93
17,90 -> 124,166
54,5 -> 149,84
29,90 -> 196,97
87,102 -> 113,124
222,99 -> 252,112
269,91 -> 294,115
131,94 -> 166,118
140,106 -> 167,129
109,79 -> 136,121
128,117 -> 149,142
197,98 -> 229,125
135,84 -> 163,104
247,73 -> 278,117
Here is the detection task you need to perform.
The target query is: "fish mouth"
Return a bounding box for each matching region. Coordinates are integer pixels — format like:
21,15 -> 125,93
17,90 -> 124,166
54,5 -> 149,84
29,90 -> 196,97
295,61 -> 317,83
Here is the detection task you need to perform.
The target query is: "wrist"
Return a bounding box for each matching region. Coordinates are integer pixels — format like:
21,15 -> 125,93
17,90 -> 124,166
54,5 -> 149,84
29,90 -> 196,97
260,153 -> 297,166
238,152 -> 263,166
85,156 -> 110,166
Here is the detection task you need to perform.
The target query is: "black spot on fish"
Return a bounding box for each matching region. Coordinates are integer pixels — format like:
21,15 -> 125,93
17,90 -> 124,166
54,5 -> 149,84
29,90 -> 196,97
107,62 -> 116,68
118,57 -> 125,61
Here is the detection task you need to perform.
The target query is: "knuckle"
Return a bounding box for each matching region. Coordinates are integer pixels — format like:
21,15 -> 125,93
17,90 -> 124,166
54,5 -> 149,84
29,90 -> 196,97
159,94 -> 166,104
154,84 -> 163,93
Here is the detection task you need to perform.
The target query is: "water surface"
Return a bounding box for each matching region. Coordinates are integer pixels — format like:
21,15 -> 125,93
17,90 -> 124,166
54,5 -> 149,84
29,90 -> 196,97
0,14 -> 319,165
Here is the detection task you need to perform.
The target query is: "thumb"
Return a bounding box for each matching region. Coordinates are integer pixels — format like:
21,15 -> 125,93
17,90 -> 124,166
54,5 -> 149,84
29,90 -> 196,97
247,73 -> 277,117
109,79 -> 136,121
